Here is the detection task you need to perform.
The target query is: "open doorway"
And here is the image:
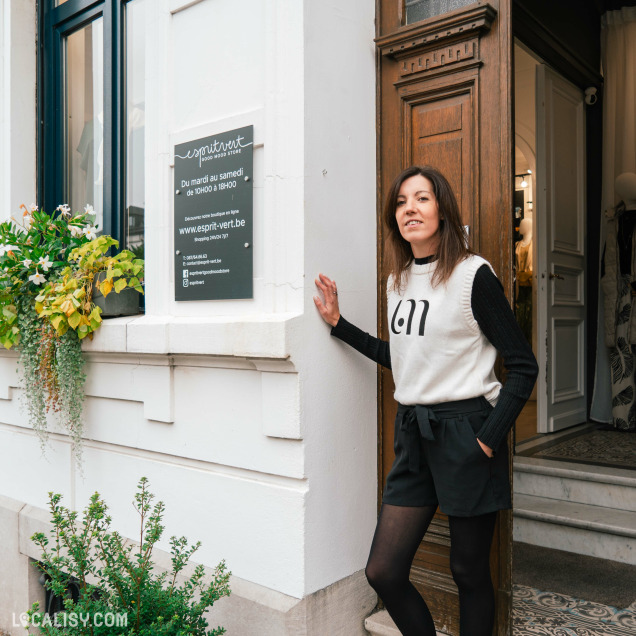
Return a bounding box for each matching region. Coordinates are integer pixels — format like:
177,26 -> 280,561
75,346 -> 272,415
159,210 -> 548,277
513,42 -> 539,444
513,41 -> 589,444
511,23 -> 636,630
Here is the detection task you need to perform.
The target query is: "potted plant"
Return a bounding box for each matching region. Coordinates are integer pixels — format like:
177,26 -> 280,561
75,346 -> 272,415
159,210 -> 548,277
26,477 -> 231,635
0,204 -> 144,465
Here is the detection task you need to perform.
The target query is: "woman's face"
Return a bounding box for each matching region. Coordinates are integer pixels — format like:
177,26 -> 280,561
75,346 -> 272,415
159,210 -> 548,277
395,174 -> 441,258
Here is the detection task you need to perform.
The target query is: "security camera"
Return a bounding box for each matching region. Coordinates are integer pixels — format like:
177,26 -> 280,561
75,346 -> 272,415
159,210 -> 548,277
584,87 -> 598,106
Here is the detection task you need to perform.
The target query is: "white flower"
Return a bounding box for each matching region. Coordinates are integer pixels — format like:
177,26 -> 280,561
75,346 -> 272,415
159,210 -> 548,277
69,225 -> 83,237
56,203 -> 72,218
23,259 -> 32,268
30,203 -> 38,212
37,256 -> 53,272
29,270 -> 46,286
0,244 -> 17,257
83,226 -> 98,240
23,214 -> 33,229
84,204 -> 94,214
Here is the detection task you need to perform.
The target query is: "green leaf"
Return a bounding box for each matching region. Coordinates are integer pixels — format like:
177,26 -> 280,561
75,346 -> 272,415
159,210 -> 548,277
99,279 -> 113,297
89,306 -> 102,322
68,312 -> 81,330
114,278 -> 127,293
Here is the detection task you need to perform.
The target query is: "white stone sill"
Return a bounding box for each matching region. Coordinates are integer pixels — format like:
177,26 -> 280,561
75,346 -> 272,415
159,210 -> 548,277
81,313 -> 301,359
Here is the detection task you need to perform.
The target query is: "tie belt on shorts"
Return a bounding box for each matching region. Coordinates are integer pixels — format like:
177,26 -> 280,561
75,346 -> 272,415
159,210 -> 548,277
396,397 -> 488,473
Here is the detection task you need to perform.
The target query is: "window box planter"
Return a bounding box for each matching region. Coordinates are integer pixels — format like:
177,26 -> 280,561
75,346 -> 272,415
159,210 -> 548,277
93,273 -> 141,317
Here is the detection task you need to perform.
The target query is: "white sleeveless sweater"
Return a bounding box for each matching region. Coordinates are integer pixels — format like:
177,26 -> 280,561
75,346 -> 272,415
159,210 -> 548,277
388,255 -> 502,406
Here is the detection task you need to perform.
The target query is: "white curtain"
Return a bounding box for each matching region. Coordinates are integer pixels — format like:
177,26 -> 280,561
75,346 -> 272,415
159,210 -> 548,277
591,6 -> 636,421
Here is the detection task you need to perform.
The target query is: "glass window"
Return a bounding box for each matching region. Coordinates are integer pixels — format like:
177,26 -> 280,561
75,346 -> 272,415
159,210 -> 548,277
64,19 -> 104,228
405,0 -> 475,24
42,0 -> 146,256
125,0 -> 147,260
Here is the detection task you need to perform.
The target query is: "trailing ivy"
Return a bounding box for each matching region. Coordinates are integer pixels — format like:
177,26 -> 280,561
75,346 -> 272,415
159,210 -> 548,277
16,297 -> 48,450
0,204 -> 144,467
55,328 -> 85,465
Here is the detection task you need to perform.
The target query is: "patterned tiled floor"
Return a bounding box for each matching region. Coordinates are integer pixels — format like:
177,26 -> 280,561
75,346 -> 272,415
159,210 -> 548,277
513,585 -> 636,635
529,429 -> 636,469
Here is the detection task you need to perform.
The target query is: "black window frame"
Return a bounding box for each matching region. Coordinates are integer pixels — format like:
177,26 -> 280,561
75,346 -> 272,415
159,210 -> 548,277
38,0 -> 127,242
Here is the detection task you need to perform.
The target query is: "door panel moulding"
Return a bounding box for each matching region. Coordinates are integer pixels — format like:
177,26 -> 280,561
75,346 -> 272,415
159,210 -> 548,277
376,4 -> 496,87
376,3 -> 497,55
551,317 -> 585,401
551,264 -> 584,307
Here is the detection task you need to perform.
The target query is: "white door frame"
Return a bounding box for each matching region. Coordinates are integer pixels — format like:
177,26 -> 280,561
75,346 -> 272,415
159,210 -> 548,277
536,64 -> 587,433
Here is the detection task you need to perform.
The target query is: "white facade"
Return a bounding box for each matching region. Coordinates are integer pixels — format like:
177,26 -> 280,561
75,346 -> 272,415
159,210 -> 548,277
0,0 -> 378,633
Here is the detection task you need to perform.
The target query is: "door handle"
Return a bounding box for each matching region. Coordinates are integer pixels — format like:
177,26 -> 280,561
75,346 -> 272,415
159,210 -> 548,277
549,273 -> 565,280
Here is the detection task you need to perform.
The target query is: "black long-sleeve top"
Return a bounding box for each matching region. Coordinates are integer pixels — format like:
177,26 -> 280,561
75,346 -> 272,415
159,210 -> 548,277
330,262 -> 539,452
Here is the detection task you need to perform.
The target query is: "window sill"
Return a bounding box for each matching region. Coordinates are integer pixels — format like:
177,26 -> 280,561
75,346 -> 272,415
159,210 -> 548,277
81,313 -> 300,359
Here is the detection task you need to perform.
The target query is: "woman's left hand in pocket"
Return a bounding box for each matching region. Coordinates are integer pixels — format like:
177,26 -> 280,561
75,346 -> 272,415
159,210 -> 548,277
477,438 -> 494,458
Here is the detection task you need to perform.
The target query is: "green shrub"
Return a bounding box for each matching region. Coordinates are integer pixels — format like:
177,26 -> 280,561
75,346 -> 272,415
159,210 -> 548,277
26,477 -> 230,635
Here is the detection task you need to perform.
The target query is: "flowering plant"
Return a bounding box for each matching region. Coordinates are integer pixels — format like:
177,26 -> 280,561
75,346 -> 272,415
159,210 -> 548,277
36,234 -> 144,340
0,204 -> 95,347
0,203 -> 144,463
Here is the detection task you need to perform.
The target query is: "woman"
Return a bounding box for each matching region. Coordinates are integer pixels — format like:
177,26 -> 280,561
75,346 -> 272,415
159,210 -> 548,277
313,166 -> 538,636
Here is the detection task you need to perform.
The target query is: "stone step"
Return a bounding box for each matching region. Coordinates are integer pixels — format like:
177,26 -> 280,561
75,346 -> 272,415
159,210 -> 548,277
364,610 -> 448,636
513,493 -> 636,565
513,456 -> 636,512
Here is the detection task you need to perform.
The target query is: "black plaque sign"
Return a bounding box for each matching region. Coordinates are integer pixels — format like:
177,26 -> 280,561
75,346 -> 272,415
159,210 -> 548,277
174,125 -> 253,300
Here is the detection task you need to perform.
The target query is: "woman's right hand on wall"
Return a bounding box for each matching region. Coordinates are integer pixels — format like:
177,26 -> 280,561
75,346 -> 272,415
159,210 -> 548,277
314,273 -> 341,327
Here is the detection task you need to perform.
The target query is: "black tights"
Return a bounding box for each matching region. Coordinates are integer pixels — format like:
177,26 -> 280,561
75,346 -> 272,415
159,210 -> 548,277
365,504 -> 497,636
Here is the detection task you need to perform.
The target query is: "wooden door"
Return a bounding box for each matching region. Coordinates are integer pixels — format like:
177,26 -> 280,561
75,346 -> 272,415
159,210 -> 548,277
535,64 -> 587,433
376,2 -> 513,634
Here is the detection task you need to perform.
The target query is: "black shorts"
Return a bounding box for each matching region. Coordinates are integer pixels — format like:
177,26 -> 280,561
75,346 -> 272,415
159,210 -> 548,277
382,397 -> 512,517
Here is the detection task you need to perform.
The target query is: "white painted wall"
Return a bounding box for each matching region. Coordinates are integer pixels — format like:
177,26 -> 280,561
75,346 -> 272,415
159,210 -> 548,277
143,0 -> 305,320
0,0 -> 36,220
300,0 -> 378,595
0,0 -> 378,611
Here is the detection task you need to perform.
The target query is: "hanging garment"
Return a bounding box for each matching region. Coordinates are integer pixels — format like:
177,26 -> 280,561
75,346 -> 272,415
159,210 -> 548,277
601,203 -> 636,431
515,240 -> 533,345
601,203 -> 636,346
515,240 -> 533,285
609,275 -> 636,431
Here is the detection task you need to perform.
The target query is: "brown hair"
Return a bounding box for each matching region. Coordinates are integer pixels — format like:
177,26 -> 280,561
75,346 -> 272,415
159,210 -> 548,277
383,165 -> 473,291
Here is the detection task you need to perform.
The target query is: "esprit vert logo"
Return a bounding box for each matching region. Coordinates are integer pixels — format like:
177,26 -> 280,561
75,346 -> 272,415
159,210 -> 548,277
391,299 -> 430,336
175,134 -> 253,167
